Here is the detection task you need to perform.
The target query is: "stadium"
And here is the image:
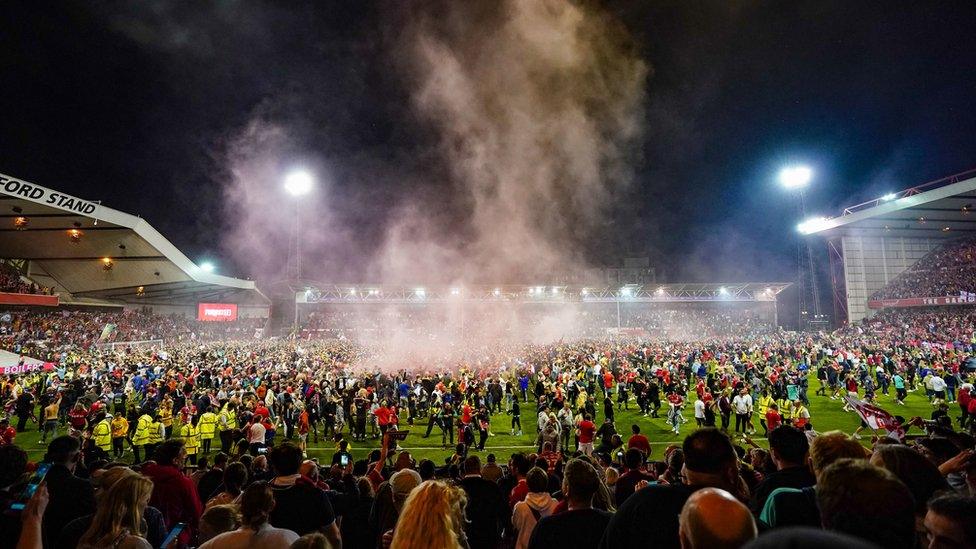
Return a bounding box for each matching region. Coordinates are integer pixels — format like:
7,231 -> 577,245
2,4 -> 976,549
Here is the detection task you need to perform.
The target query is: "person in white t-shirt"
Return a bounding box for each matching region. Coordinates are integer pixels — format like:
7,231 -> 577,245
199,482 -> 299,549
694,398 -> 706,427
248,415 -> 267,456
731,389 -> 753,434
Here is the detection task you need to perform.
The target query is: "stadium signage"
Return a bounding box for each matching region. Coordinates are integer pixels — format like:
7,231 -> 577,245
868,295 -> 976,309
0,174 -> 99,215
198,303 -> 238,322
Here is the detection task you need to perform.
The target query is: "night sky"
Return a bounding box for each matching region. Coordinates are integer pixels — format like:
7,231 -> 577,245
2,1 -> 976,289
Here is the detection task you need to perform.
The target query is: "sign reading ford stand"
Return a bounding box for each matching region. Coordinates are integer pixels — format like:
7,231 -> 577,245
0,173 -> 101,215
197,303 -> 238,322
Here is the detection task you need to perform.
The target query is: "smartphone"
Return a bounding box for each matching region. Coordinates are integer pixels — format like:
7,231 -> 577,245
8,463 -> 51,513
257,447 -> 269,455
160,522 -> 186,548
340,454 -> 350,466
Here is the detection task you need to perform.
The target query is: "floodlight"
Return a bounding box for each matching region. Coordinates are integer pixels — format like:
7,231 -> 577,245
719,286 -> 729,295
415,288 -> 426,298
779,166 -> 812,190
881,193 -> 897,201
797,216 -> 830,234
284,170 -> 314,196
199,261 -> 215,273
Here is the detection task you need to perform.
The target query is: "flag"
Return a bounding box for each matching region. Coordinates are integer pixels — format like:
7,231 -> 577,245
98,323 -> 117,341
843,394 -> 905,440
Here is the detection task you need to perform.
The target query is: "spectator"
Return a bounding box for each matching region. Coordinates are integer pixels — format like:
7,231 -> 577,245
268,443 -> 341,546
600,428 -> 747,549
77,473 -> 155,549
199,482 -> 300,549
924,493 -> 976,549
459,456 -> 506,549
197,504 -> 242,545
759,430 -> 868,529
816,459 -> 916,549
481,454 -> 503,483
678,487 -> 757,549
512,467 -> 557,549
390,481 -> 468,549
528,459 -> 612,549
871,444 -> 951,529
142,439 -> 203,546
197,453 -> 230,505
626,425 -> 651,456
41,436 -> 96,548
749,426 -> 815,514
614,448 -> 656,506
206,462 -> 248,509
0,445 -> 28,544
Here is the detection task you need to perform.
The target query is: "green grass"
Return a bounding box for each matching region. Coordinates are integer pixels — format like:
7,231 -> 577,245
12,378 -> 937,464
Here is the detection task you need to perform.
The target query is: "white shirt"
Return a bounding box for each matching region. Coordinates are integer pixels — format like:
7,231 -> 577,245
732,394 -> 753,414
198,523 -> 299,549
931,376 -> 947,392
694,399 -> 706,419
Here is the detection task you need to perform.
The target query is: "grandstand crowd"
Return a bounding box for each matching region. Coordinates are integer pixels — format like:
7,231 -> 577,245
872,236 -> 976,300
0,305 -> 971,548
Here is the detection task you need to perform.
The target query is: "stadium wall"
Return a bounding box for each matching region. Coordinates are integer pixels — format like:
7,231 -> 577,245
840,235 -> 940,323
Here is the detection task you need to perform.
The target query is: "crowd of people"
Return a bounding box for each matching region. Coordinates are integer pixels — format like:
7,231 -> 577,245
0,304 -> 971,547
872,236 -> 976,300
0,267 -> 51,296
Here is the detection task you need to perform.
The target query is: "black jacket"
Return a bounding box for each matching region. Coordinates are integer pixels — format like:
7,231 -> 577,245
41,463 -> 96,549
460,475 -> 507,549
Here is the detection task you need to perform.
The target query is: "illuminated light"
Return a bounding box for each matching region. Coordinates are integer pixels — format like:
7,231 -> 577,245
493,288 -> 501,296
881,193 -> 897,201
551,287 -> 559,295
765,287 -> 772,294
918,216 -> 926,224
304,289 -> 312,298
67,229 -> 83,243
620,287 -> 632,297
581,288 -> 589,296
348,288 -> 357,296
369,289 -> 379,296
414,288 -> 426,298
536,286 -> 544,294
778,166 -> 812,189
655,287 -> 665,295
284,170 -> 314,196
450,287 -> 460,296
13,216 -> 28,230
883,225 -> 891,232
719,286 -> 729,295
942,226 -> 951,232
527,287 -> 535,295
199,261 -> 215,273
101,258 -> 113,271
797,216 -> 830,234
136,286 -> 144,295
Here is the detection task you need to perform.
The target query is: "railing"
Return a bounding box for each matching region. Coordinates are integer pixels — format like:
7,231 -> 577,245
841,167 -> 976,216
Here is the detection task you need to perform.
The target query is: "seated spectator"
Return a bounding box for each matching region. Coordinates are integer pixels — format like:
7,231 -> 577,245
923,493 -> 976,549
512,467 -> 558,549
78,473 -> 155,549
678,487 -> 757,549
528,459 -> 612,549
268,443 -> 341,546
198,504 -> 242,545
600,429 -> 747,549
199,482 -> 300,548
759,430 -> 868,529
206,462 -> 248,508
142,439 -> 202,545
749,426 -> 815,514
816,458 -> 916,549
41,436 -> 97,548
390,480 -> 468,549
870,443 -> 951,535
614,448 -> 656,506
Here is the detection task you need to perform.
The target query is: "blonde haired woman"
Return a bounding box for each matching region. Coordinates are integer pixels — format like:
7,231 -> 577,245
78,473 -> 155,549
390,480 -> 468,549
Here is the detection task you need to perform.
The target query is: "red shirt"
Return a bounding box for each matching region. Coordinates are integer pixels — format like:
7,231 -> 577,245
509,479 -> 528,508
374,406 -> 392,426
578,420 -> 596,444
766,410 -> 782,431
627,434 -> 651,456
0,426 -> 15,445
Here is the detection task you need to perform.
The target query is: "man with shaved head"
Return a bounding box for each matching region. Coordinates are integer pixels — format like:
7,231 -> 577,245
679,488 -> 757,549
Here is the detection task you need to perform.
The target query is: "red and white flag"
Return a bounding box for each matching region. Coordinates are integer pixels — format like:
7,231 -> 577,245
843,395 -> 905,441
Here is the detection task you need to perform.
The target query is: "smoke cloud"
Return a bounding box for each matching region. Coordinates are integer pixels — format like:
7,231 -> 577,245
375,0 -> 648,284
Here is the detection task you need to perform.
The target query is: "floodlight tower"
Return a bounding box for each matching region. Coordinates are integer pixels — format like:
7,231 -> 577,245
284,170 -> 314,282
779,166 -> 823,328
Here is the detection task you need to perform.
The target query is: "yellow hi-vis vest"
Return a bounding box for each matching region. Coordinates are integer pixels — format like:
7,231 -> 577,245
133,415 -> 153,446
219,407 -> 236,432
757,395 -> 773,415
182,424 -> 200,454
148,421 -> 163,444
198,412 -> 217,440
93,419 -> 112,451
